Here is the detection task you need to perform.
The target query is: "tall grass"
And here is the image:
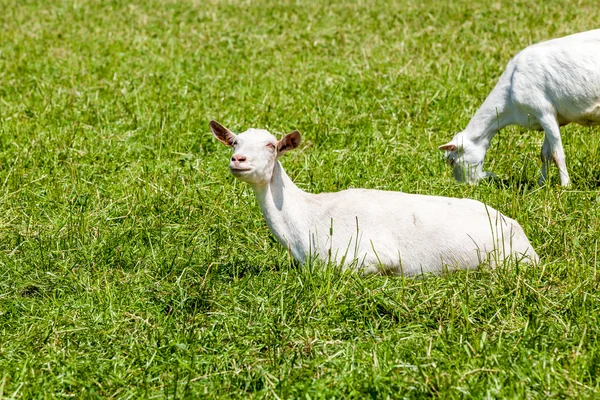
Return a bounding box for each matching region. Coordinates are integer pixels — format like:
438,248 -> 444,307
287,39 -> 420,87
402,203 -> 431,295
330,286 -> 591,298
1,0 -> 599,397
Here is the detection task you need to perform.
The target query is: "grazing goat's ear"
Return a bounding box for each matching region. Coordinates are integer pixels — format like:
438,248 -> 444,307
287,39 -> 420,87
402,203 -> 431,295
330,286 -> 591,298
210,120 -> 237,146
278,130 -> 301,156
438,142 -> 457,152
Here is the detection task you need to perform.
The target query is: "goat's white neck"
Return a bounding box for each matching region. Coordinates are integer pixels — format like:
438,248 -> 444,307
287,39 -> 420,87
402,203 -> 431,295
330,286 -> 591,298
249,161 -> 310,260
461,77 -> 513,148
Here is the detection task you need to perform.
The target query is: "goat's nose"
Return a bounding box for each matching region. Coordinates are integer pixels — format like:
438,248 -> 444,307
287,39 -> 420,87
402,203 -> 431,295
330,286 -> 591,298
231,155 -> 247,163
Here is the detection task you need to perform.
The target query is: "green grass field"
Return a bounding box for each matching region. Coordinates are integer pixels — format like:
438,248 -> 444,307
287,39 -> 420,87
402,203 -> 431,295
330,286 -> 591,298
1,0 -> 600,397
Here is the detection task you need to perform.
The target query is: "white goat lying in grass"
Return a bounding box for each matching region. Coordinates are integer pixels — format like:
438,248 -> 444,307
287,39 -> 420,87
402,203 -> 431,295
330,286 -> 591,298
210,121 -> 538,276
439,29 -> 600,186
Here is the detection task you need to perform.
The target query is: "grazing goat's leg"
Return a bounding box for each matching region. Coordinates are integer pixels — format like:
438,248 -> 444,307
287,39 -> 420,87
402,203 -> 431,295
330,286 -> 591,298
539,136 -> 553,186
539,114 -> 570,186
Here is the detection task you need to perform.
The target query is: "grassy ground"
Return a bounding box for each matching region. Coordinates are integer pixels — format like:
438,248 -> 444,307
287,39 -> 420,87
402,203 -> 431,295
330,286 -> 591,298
1,0 -> 600,397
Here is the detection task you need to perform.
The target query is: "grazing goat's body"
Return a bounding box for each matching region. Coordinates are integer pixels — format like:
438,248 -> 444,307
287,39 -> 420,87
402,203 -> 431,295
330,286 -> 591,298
210,121 -> 539,276
440,29 -> 600,186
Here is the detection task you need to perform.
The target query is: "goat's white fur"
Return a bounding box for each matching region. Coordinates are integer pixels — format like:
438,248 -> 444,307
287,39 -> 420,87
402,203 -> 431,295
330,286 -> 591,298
440,29 -> 600,186
211,121 -> 538,276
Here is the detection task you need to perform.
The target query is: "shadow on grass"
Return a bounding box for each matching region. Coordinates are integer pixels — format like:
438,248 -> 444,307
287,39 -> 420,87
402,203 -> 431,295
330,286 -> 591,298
486,169 -> 600,191
487,176 -> 538,192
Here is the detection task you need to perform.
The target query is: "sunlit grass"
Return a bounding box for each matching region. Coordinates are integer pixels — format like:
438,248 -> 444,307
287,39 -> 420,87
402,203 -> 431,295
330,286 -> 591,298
1,0 -> 599,397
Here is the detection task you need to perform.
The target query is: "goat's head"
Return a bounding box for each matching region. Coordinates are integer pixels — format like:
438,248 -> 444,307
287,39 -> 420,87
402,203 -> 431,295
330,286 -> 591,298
210,120 -> 301,185
439,135 -> 492,184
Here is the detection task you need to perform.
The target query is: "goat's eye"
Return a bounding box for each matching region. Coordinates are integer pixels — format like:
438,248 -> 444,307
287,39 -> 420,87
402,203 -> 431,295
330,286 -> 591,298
266,143 -> 276,150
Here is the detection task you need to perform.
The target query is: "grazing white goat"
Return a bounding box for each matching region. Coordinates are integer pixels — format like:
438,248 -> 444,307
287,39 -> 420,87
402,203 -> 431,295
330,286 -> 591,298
210,121 -> 538,276
439,29 -> 600,186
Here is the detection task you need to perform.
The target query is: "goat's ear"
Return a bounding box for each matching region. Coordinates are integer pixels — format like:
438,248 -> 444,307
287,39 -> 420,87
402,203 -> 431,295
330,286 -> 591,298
277,130 -> 301,155
210,120 -> 237,146
438,142 -> 457,152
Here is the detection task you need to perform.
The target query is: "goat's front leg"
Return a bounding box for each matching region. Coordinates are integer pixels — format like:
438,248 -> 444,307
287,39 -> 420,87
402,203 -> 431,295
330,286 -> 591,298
538,115 -> 570,187
539,136 -> 552,185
